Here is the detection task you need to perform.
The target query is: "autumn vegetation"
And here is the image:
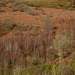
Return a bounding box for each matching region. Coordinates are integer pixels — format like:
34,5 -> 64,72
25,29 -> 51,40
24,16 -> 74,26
0,0 -> 75,75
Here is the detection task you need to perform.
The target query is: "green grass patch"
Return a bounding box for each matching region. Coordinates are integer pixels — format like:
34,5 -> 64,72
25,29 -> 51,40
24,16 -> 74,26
25,1 -> 75,9
25,1 -> 58,8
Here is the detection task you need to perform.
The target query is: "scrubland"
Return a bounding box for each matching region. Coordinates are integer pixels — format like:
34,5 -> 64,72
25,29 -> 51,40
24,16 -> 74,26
0,0 -> 75,75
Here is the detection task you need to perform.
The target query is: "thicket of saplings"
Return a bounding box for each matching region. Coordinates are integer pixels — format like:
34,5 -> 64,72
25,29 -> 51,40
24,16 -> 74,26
0,17 -> 75,75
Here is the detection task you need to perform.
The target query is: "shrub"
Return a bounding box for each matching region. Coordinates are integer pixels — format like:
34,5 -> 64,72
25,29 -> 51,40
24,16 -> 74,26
13,1 -> 27,6
41,9 -> 46,15
26,2 -> 40,7
11,1 -> 29,12
13,22 -> 24,31
5,0 -> 15,3
0,1 -> 7,7
12,3 -> 39,16
13,66 -> 23,75
11,1 -> 39,16
71,52 -> 75,60
14,1 -> 40,7
14,23 -> 39,32
7,3 -> 14,8
12,4 -> 29,12
41,16 -> 55,33
41,16 -> 54,27
23,65 -> 52,75
50,33 -> 74,63
0,7 -> 5,12
69,60 -> 75,75
0,18 -> 15,32
32,59 -> 41,66
26,9 -> 39,16
0,17 -> 38,33
56,63 -> 73,75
